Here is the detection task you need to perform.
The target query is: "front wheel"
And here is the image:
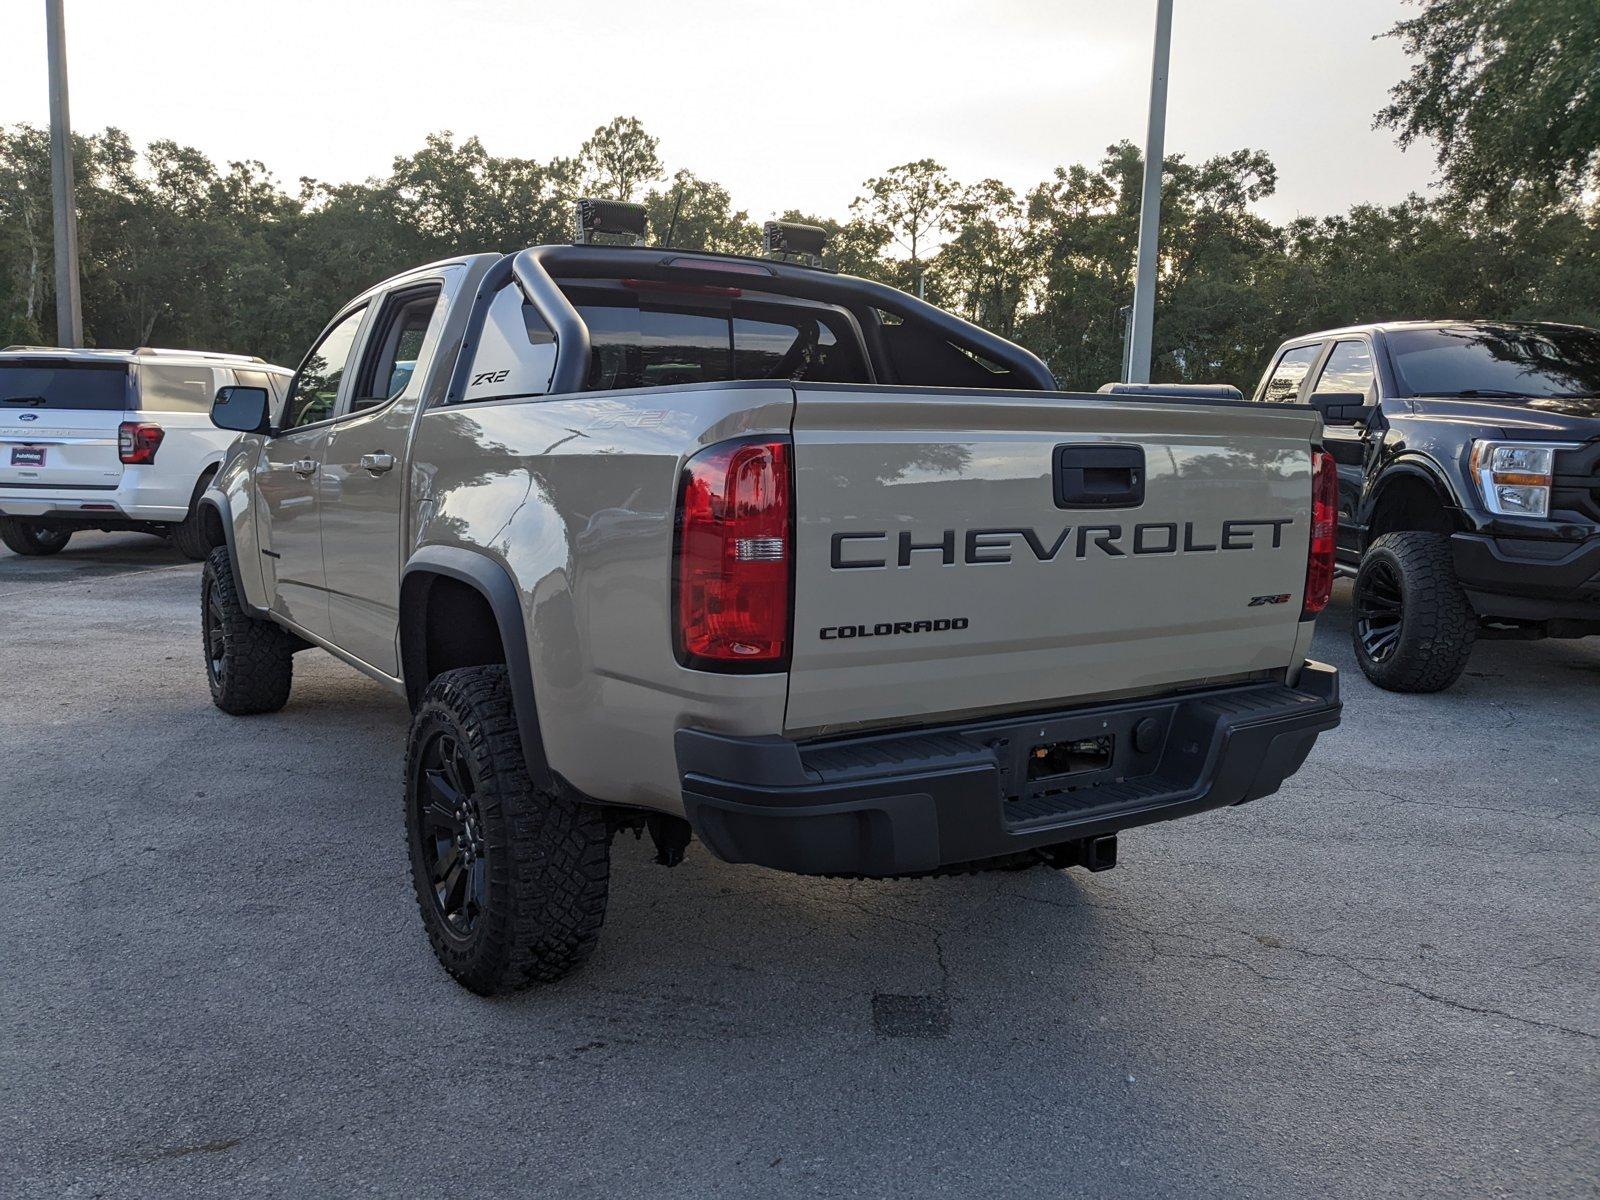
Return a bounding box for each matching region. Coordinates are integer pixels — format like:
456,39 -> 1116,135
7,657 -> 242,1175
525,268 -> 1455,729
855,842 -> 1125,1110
202,546 -> 295,713
406,666 -> 611,994
1352,531 -> 1476,693
0,516 -> 71,556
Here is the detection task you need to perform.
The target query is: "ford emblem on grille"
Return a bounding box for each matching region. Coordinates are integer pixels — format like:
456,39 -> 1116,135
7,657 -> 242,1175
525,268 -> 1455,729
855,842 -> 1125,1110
19,413 -> 38,421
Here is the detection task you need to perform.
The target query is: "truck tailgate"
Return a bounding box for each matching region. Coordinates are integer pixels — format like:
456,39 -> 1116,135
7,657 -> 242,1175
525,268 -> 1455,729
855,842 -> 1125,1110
786,386 -> 1321,735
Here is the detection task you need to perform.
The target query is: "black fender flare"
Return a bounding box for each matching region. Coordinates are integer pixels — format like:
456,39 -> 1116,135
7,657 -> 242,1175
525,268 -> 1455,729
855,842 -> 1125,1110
1357,457 -> 1462,549
399,545 -> 553,790
197,490 -> 269,618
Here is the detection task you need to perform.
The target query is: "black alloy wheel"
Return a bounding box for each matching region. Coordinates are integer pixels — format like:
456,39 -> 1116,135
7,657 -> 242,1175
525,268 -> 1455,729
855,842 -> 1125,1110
204,574 -> 229,688
1349,531 -> 1475,693
413,730 -> 490,939
1353,556 -> 1404,664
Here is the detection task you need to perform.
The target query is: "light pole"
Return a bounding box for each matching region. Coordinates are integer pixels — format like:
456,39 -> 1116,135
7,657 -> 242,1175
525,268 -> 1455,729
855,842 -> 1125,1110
1125,0 -> 1172,384
46,0 -> 83,348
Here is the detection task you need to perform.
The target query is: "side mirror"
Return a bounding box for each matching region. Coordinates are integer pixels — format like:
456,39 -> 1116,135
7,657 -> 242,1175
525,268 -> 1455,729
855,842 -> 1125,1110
211,386 -> 272,435
1309,392 -> 1375,425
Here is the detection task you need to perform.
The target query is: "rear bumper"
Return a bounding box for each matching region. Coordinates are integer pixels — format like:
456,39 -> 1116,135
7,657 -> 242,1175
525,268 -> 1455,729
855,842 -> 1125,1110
677,662 -> 1340,877
0,470 -> 187,523
1451,531 -> 1600,622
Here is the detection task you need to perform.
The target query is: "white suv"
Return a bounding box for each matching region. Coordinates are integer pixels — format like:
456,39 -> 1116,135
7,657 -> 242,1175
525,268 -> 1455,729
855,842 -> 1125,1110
0,347 -> 292,558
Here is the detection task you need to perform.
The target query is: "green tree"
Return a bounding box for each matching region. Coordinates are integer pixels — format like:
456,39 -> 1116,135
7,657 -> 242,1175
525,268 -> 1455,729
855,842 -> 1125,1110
1378,0 -> 1600,205
577,116 -> 662,201
644,171 -> 759,254
935,180 -> 1036,337
851,159 -> 958,297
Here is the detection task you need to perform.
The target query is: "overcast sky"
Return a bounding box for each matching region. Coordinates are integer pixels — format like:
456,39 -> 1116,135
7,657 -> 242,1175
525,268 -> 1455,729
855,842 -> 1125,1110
3,0 -> 1438,225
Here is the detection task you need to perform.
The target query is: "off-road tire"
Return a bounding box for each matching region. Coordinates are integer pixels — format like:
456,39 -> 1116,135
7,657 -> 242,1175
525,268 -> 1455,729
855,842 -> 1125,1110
0,516 -> 71,556
1352,531 -> 1475,693
202,545 -> 294,714
406,665 -> 611,994
169,470 -> 219,561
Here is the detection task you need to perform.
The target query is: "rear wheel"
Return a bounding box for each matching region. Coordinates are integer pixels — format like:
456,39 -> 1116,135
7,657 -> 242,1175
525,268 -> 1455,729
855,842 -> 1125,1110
406,665 -> 611,994
202,545 -> 295,714
171,507 -> 213,561
1352,531 -> 1475,693
0,516 -> 71,557
170,472 -> 218,561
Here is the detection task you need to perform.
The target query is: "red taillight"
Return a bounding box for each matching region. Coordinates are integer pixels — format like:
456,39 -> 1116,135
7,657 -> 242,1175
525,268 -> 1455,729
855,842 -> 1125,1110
118,422 -> 164,465
116,419 -> 163,464
675,438 -> 792,668
1302,447 -> 1338,618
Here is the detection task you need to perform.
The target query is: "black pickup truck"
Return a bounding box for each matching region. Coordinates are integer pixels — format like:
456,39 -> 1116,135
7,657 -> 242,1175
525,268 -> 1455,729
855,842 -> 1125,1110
1251,320 -> 1600,692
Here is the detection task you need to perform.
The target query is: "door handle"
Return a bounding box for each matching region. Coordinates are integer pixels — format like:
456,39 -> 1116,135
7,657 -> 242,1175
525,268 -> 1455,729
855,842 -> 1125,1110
1053,444 -> 1146,509
292,459 -> 318,477
359,452 -> 396,475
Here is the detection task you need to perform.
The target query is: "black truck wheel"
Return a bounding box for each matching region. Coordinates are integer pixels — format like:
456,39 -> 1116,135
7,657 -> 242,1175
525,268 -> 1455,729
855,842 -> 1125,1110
405,665 -> 611,994
202,545 -> 295,714
0,516 -> 72,556
1352,531 -> 1476,693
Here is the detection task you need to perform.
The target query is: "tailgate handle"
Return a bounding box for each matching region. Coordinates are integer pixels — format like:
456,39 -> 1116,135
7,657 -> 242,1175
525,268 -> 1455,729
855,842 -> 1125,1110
1053,444 -> 1145,509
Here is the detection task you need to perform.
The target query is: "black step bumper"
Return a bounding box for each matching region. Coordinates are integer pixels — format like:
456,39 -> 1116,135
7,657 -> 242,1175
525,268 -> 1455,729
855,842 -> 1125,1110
677,662 -> 1340,877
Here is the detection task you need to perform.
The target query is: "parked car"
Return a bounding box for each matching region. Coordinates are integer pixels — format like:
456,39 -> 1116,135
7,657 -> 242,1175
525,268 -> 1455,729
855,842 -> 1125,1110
0,347 -> 293,558
1252,321 -> 1600,691
196,211 -> 1341,993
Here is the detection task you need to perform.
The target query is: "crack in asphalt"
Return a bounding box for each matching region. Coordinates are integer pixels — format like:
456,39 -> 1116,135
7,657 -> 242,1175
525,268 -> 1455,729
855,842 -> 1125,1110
1315,765 -> 1600,848
996,882 -> 1597,1042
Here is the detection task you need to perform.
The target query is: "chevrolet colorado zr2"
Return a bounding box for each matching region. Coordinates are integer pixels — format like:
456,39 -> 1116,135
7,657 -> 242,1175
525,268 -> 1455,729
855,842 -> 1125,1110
193,207 -> 1342,993
1253,321 -> 1600,692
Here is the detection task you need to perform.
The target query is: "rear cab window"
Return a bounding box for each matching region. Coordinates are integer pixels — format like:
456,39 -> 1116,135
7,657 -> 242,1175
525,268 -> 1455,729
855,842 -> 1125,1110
0,360 -> 130,411
457,281 -> 870,402
1258,344 -> 1324,403
578,293 -> 867,391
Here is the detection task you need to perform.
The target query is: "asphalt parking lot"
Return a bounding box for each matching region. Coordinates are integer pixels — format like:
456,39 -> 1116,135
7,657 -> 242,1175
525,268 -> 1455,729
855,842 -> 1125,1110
2,531 -> 1595,1199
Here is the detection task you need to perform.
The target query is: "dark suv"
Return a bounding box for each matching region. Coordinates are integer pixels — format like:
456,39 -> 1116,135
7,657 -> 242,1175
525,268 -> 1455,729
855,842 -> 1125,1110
1252,321 -> 1600,692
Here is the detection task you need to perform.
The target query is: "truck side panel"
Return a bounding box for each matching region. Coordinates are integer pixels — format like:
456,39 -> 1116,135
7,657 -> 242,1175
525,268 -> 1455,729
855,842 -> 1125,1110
407,382 -> 796,812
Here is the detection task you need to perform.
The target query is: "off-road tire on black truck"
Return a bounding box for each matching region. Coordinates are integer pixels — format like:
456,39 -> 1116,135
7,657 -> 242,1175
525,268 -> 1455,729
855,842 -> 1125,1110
0,516 -> 71,556
202,545 -> 295,714
405,665 -> 611,994
1352,531 -> 1476,693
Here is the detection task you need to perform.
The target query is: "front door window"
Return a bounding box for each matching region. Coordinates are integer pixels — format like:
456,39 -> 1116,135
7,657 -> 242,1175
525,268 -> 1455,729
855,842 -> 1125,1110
284,307 -> 366,428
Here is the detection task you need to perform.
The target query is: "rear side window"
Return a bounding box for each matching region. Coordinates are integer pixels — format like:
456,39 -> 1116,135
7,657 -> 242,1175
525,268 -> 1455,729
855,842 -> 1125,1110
137,363 -> 219,413
1313,340 -> 1375,397
0,361 -> 128,411
353,285 -> 445,412
1260,344 -> 1322,403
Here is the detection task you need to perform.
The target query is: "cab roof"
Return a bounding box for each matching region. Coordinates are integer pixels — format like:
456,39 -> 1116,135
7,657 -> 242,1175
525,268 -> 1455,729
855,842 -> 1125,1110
1282,319 -> 1596,345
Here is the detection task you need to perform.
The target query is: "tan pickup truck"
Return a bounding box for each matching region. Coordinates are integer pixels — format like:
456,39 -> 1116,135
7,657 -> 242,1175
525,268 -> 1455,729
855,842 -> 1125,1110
195,209 -> 1341,993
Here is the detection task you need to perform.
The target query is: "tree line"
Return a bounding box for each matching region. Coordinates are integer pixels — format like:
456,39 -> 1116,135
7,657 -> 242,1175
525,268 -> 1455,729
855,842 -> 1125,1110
0,0 -> 1595,391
